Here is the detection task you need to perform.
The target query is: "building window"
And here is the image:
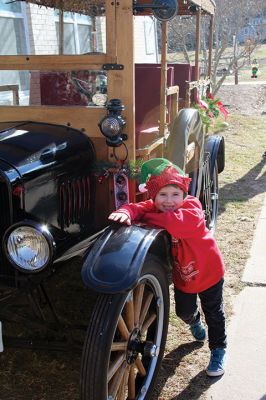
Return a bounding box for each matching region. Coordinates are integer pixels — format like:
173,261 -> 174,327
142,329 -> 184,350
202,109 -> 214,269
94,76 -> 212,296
55,10 -> 102,54
0,0 -> 29,105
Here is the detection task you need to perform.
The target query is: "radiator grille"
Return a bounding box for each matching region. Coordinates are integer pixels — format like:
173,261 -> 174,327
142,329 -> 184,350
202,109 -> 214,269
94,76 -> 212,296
0,180 -> 11,236
59,176 -> 91,229
0,177 -> 14,283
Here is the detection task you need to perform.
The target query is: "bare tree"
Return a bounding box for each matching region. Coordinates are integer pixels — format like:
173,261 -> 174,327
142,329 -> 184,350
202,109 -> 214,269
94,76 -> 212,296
211,0 -> 264,94
167,0 -> 265,95
168,16 -> 196,64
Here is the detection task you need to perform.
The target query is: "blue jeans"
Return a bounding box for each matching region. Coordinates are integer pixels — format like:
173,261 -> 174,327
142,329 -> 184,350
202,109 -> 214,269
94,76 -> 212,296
174,278 -> 227,350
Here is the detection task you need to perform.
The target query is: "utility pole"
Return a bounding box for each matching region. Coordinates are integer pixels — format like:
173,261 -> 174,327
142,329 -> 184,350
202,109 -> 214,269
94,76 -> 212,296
233,34 -> 238,85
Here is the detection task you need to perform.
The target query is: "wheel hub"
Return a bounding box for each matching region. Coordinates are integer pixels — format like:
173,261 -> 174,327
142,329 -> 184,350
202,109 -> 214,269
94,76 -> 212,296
127,328 -> 144,364
127,329 -> 159,364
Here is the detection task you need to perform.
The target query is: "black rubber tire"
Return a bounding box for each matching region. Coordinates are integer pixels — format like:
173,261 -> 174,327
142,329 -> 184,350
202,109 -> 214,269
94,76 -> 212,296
80,255 -> 169,400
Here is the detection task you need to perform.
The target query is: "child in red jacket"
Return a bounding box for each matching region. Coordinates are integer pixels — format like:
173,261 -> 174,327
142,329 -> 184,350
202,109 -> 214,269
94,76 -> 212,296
109,158 -> 227,377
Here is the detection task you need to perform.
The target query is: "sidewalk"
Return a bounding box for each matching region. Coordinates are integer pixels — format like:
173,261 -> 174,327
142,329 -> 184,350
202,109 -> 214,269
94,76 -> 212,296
206,194 -> 266,400
222,80 -> 266,85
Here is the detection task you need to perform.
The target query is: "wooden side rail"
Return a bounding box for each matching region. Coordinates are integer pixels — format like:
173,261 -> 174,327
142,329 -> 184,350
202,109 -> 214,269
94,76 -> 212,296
0,84 -> 19,105
166,85 -> 179,128
136,137 -> 164,157
136,85 -> 179,158
185,78 -> 211,107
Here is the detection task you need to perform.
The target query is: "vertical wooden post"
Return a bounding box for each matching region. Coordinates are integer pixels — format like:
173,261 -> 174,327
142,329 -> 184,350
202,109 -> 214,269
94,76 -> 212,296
233,35 -> 239,85
107,0 -> 135,203
91,16 -> 97,52
195,8 -> 201,81
194,7 -> 201,102
159,21 -> 168,138
109,0 -> 134,161
106,0 -> 135,160
185,85 -> 191,108
59,8 -> 64,54
208,14 -> 214,80
106,0 -> 117,62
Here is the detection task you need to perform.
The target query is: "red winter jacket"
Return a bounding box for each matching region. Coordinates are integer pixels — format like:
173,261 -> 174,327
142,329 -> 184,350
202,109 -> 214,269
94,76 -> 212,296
117,195 -> 225,293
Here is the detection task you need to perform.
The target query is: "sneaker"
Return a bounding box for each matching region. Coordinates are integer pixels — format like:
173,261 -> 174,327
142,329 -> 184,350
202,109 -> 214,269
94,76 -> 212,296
190,320 -> 206,342
206,348 -> 226,377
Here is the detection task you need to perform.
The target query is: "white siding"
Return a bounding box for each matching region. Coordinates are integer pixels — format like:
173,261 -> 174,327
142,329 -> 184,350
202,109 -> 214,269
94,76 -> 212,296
134,16 -> 158,63
27,4 -> 58,54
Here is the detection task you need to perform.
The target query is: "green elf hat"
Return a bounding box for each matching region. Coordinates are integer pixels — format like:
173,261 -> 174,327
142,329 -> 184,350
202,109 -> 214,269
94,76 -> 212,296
139,158 -> 191,198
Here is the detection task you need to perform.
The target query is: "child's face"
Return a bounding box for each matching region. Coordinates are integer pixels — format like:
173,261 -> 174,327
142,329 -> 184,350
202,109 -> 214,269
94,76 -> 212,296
154,185 -> 184,212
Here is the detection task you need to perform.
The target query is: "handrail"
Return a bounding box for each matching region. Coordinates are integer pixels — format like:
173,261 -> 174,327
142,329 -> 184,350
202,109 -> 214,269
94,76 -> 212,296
167,85 -> 179,130
0,54 -> 114,71
187,78 -> 211,91
185,78 -> 211,107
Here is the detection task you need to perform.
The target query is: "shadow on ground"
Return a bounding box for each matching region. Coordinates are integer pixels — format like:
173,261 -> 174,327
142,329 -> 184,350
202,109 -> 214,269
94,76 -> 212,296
218,158 -> 266,216
153,342 -> 220,399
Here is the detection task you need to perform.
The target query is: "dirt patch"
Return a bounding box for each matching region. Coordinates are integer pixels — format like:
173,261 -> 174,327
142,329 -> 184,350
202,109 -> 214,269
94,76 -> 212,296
218,83 -> 266,116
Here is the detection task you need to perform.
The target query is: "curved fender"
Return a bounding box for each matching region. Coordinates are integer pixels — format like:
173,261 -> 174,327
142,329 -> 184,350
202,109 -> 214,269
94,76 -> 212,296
166,108 -> 204,171
81,224 -> 172,294
205,134 -> 225,174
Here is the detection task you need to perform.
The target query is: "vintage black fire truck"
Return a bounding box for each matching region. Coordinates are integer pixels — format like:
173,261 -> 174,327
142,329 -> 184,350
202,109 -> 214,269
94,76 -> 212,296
0,0 -> 224,399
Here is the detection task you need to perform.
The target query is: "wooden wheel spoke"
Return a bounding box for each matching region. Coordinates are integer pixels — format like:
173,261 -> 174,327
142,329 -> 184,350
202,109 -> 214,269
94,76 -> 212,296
109,361 -> 128,399
139,292 -> 154,328
125,294 -> 134,332
133,283 -> 145,326
128,365 -> 136,399
108,353 -> 126,382
116,365 -> 130,400
140,312 -> 157,335
118,315 -> 129,340
111,341 -> 128,352
81,258 -> 169,399
135,357 -> 146,377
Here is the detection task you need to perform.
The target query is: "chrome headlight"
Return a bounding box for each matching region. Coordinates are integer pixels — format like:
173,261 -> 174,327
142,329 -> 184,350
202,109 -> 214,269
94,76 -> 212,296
4,224 -> 54,273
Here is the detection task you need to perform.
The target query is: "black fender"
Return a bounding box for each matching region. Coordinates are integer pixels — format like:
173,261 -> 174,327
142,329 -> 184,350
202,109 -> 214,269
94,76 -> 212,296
204,134 -> 225,174
81,224 -> 172,294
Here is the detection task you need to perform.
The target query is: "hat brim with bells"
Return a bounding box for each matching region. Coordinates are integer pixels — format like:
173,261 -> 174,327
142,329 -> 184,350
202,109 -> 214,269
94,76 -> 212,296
139,158 -> 191,199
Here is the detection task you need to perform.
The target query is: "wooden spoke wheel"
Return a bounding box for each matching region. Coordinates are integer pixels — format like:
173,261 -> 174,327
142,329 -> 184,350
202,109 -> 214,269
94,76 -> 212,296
80,255 -> 170,400
200,155 -> 219,232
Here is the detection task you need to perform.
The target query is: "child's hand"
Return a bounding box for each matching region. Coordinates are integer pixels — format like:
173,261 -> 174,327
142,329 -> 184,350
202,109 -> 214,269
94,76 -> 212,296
108,212 -> 131,226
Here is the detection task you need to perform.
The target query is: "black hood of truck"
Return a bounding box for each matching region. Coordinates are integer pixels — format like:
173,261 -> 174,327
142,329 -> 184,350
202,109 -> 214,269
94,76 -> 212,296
0,121 -> 94,176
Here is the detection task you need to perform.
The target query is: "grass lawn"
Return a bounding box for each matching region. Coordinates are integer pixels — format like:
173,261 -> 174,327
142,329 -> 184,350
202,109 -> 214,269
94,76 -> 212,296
168,43 -> 266,82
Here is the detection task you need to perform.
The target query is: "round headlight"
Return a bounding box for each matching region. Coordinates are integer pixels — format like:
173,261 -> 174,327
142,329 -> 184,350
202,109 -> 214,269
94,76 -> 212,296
6,226 -> 52,272
100,115 -> 125,138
